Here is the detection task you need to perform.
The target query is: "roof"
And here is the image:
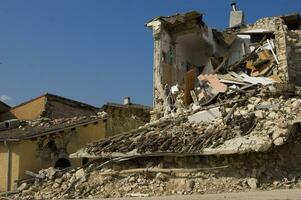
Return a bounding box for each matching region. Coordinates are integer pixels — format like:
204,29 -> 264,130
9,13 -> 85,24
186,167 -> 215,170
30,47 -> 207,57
10,93 -> 99,111
146,11 -> 203,26
0,115 -> 107,142
0,101 -> 10,113
101,102 -> 151,110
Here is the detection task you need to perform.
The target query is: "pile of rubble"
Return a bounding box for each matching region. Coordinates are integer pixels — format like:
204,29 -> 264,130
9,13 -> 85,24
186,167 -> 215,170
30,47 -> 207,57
6,83 -> 301,199
164,36 -> 283,118
9,129 -> 301,199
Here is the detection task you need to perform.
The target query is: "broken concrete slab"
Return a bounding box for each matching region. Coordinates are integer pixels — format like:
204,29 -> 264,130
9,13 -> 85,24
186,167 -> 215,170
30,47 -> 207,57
198,74 -> 228,93
188,107 -> 221,123
240,73 -> 276,85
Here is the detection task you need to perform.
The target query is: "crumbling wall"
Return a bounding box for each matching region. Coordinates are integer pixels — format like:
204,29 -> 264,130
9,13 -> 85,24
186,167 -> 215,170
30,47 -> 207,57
286,30 -> 301,85
103,105 -> 150,137
248,17 -> 280,30
152,27 -> 166,119
274,18 -> 289,82
245,16 -> 301,84
245,17 -> 289,82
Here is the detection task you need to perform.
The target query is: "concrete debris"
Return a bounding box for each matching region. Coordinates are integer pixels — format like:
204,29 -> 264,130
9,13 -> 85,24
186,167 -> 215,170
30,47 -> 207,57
75,168 -> 85,180
247,178 -> 258,189
188,107 -> 222,123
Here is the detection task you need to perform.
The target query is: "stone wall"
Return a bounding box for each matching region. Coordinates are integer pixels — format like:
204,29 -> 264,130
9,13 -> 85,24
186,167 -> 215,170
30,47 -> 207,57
247,17 -> 279,31
274,18 -> 289,82
286,30 -> 301,85
246,16 -> 301,85
102,104 -> 150,137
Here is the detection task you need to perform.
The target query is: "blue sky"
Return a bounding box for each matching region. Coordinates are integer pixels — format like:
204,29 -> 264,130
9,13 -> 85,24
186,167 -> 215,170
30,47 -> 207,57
0,0 -> 299,107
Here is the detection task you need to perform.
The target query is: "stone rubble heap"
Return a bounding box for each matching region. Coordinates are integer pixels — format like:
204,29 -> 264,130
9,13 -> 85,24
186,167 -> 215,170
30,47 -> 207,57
7,85 -> 301,199
10,135 -> 301,200
81,86 -> 301,157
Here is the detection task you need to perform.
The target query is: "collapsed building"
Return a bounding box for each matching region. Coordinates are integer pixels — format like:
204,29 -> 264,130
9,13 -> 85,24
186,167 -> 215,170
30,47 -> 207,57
146,4 -> 301,119
5,4 -> 301,200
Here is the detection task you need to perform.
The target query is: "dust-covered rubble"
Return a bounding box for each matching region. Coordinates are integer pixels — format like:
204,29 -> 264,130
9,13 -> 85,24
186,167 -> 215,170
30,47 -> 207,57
7,85 -> 301,199
10,133 -> 301,199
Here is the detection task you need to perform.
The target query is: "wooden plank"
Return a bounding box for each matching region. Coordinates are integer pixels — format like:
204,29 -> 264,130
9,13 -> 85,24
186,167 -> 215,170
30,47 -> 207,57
97,166 -> 229,176
198,74 -> 228,93
184,69 -> 196,106
161,62 -> 175,85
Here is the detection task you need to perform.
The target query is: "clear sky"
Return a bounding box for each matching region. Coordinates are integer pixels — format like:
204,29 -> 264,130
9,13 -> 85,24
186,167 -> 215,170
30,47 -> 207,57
0,0 -> 299,107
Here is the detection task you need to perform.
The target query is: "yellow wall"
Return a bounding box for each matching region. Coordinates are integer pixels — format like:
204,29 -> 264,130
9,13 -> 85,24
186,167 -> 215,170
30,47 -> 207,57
0,96 -> 45,121
0,144 -> 8,192
0,119 -> 106,192
14,140 -> 47,184
68,120 -> 106,166
0,143 -> 20,192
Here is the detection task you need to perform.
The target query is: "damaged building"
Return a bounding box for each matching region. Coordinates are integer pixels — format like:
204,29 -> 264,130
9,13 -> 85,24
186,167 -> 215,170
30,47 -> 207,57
0,94 -> 150,192
5,4 -> 301,200
146,4 -> 301,119
0,115 -> 107,192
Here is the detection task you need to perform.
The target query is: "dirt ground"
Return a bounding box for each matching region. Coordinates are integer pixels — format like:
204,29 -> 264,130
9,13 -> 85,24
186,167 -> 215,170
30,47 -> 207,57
103,189 -> 301,200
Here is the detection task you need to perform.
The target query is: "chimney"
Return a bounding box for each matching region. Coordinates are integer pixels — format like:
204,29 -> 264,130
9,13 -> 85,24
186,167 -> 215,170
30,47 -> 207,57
229,2 -> 245,28
124,97 -> 131,105
231,3 -> 237,11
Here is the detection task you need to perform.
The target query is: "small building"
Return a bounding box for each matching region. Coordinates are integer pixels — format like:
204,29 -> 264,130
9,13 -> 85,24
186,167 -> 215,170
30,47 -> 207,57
0,115 -> 107,192
0,93 -> 99,121
101,97 -> 151,137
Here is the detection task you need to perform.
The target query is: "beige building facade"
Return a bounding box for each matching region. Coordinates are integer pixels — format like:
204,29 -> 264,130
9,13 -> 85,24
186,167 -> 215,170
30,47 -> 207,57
0,117 -> 106,192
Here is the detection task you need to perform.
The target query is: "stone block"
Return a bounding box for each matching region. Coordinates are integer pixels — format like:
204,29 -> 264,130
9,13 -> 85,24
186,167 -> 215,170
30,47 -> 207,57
188,107 -> 221,123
